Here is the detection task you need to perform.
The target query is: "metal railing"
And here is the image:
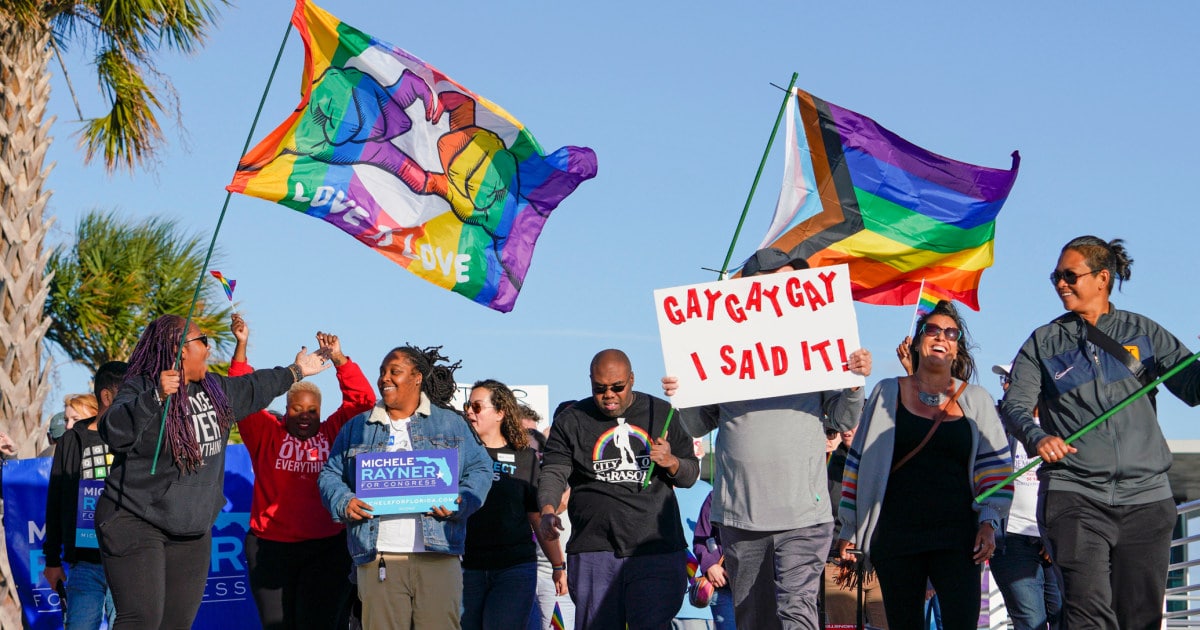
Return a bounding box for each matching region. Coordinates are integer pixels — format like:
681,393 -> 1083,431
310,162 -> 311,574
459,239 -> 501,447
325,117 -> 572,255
1166,499 -> 1200,627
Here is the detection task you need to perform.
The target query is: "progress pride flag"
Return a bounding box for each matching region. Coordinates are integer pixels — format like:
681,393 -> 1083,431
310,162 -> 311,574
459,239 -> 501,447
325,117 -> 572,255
655,264 -> 864,409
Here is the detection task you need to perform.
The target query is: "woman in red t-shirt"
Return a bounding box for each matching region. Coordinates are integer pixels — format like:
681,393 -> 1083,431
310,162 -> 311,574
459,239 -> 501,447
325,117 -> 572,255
228,314 -> 376,630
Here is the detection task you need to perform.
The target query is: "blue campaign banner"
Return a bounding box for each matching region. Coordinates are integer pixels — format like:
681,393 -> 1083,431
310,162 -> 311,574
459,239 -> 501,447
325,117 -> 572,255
674,480 -> 715,621
2,445 -> 263,630
354,449 -> 459,515
74,479 -> 103,549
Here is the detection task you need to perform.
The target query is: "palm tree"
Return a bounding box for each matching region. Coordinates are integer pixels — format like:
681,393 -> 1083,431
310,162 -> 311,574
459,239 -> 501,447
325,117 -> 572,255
0,2 -> 226,623
45,210 -> 235,371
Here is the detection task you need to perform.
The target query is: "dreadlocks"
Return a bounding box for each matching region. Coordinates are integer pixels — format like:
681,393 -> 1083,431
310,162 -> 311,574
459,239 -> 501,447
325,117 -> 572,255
125,315 -> 234,474
387,344 -> 462,409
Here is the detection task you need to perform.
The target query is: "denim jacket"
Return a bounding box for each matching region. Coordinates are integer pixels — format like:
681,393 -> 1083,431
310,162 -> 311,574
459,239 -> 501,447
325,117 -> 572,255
318,394 -> 492,564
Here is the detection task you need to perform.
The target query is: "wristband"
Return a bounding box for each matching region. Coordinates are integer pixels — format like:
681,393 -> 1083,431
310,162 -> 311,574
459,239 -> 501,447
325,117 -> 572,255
287,363 -> 304,383
552,564 -> 566,571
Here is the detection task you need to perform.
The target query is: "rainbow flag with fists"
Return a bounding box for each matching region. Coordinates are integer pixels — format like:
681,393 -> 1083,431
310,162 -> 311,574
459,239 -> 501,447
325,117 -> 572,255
228,0 -> 597,312
755,88 -> 1018,311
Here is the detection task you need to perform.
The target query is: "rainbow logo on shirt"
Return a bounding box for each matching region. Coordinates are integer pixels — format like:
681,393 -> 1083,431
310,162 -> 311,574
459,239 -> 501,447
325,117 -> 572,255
590,420 -> 652,484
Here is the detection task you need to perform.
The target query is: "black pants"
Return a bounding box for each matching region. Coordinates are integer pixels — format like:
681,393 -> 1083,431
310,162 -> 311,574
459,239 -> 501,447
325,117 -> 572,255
1041,490 -> 1175,630
872,548 -> 981,630
95,496 -> 211,630
245,531 -> 353,630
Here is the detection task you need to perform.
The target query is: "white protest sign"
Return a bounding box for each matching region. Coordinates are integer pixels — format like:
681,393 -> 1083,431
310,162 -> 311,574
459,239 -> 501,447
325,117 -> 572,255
655,263 -> 864,408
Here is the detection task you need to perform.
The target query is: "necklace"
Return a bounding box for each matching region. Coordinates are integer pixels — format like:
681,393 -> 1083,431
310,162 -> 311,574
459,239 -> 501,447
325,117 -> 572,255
917,390 -> 946,407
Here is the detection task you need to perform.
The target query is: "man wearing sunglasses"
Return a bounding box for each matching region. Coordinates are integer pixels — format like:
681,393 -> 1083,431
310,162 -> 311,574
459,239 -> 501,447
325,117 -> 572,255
661,247 -> 873,630
538,349 -> 700,629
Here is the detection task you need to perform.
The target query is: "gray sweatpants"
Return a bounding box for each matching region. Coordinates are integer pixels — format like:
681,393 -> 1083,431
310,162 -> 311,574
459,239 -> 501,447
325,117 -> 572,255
722,521 -> 833,630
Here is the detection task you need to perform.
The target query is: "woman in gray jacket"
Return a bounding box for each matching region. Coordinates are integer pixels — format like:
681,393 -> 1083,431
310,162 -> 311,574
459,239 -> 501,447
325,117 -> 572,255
837,301 -> 1012,630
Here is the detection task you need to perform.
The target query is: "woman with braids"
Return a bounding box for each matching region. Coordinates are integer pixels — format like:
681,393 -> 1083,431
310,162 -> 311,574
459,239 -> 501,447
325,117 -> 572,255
460,380 -> 566,630
96,314 -> 331,629
319,345 -> 493,630
837,301 -> 1011,630
1000,236 -> 1200,629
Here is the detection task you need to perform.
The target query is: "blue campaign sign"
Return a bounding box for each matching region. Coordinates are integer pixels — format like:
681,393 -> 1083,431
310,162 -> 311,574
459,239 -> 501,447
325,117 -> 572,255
354,448 -> 459,515
2,445 -> 264,630
74,479 -> 103,549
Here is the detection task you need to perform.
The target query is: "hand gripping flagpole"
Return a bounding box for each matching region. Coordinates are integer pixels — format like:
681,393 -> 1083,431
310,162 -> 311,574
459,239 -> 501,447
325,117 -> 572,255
975,349 -> 1200,504
641,408 -> 676,490
150,20 -> 295,474
717,72 -> 799,279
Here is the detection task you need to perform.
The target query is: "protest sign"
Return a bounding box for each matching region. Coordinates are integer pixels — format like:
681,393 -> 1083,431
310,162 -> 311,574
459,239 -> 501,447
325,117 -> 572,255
655,264 -> 864,408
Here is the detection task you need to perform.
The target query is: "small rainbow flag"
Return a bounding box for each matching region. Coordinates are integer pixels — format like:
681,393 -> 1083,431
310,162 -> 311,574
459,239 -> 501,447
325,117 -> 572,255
686,549 -> 700,579
550,602 -> 565,630
916,281 -> 955,318
228,0 -> 597,313
755,88 -> 1019,311
210,271 -> 236,301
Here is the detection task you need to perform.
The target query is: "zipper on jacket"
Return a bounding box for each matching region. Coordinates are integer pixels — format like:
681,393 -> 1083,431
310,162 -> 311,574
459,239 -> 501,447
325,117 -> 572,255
1092,345 -> 1120,505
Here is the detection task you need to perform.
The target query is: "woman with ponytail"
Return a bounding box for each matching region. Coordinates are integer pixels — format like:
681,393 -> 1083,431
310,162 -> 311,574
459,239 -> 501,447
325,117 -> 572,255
97,314 -> 330,629
1000,236 -> 1200,629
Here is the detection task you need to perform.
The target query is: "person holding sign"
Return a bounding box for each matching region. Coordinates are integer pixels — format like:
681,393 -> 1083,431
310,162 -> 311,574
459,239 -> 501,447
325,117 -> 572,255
538,349 -> 699,630
661,247 -> 872,630
836,301 -> 1012,630
97,314 -> 331,629
318,345 -> 493,629
999,236 -> 1200,629
461,379 -> 566,629
227,315 -> 376,630
43,361 -> 127,630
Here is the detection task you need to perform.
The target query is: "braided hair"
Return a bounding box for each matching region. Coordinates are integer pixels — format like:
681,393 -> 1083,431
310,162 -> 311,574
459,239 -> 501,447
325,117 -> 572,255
473,379 -> 530,450
1062,235 -> 1133,293
386,344 -> 462,409
124,315 -> 234,474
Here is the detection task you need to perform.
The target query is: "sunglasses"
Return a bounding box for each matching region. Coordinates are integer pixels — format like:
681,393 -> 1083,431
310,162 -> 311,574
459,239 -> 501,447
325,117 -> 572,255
919,323 -> 962,342
825,429 -> 840,439
185,334 -> 209,347
463,401 -> 494,414
592,382 -> 628,395
1050,268 -> 1102,286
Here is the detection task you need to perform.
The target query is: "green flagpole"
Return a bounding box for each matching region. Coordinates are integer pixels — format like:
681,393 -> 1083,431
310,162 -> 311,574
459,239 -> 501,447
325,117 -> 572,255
717,72 -> 799,279
150,20 -> 295,474
641,408 -> 676,489
975,349 -> 1200,504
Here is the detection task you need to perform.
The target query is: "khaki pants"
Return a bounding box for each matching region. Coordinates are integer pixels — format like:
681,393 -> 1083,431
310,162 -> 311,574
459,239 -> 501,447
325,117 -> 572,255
356,552 -> 462,630
823,562 -> 888,629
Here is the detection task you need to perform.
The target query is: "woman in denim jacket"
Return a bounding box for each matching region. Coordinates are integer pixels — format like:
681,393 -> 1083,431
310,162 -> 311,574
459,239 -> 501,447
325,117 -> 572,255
319,345 -> 493,629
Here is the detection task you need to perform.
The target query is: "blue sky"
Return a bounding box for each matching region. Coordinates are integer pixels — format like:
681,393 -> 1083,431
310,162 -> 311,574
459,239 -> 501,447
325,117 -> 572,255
41,2 -> 1200,437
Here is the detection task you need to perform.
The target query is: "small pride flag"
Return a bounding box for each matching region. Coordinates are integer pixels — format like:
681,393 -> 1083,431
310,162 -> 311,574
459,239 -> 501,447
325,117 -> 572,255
550,602 -> 565,630
686,549 -> 700,579
210,271 -> 236,301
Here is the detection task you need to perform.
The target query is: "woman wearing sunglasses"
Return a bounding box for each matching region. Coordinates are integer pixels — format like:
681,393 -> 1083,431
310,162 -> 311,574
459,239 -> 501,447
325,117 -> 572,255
999,236 -> 1200,629
96,314 -> 331,629
459,380 -> 566,629
837,301 -> 1012,630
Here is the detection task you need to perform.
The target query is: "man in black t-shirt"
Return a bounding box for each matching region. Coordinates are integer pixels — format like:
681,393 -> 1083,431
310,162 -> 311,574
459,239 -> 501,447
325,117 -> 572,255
537,349 -> 700,629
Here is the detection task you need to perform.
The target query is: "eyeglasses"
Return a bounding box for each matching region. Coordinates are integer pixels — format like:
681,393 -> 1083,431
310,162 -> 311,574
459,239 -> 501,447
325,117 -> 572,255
1050,268 -> 1102,286
591,382 -> 628,395
463,401 -> 494,414
825,429 -> 839,439
185,334 -> 209,347
999,375 -> 1012,386
919,323 -> 962,342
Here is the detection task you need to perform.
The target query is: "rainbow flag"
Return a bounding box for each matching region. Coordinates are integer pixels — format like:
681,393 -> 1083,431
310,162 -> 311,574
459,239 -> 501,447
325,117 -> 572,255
686,549 -> 700,578
916,281 -> 954,318
209,270 -> 236,301
228,0 -> 597,313
754,88 -> 1019,310
550,602 -> 565,630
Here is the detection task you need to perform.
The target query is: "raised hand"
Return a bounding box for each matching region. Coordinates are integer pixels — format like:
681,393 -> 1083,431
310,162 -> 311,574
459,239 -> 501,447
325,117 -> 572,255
316,331 -> 347,367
